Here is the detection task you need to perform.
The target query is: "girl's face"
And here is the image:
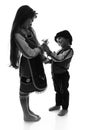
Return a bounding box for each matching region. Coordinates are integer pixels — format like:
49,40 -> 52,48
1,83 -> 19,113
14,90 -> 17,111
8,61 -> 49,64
56,37 -> 69,48
23,18 -> 34,29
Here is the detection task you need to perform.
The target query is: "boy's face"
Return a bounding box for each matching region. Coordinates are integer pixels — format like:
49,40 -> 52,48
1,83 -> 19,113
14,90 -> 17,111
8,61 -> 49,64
56,37 -> 69,48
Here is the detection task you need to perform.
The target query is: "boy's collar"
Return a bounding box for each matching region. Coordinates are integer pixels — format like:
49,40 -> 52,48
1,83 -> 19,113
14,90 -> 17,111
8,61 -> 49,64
62,45 -> 71,51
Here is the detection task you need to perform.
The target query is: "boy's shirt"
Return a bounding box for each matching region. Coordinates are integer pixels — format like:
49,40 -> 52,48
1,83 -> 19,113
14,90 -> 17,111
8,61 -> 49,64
48,47 -> 74,74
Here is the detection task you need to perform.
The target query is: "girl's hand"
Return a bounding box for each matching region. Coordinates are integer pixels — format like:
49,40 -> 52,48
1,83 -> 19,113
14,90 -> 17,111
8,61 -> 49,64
41,43 -> 50,52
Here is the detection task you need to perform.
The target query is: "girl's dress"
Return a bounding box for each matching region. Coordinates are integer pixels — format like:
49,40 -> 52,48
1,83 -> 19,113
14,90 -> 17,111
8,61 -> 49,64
15,27 -> 47,93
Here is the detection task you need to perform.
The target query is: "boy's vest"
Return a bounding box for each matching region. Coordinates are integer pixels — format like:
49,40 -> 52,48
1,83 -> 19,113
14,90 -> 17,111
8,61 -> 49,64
51,48 -> 73,74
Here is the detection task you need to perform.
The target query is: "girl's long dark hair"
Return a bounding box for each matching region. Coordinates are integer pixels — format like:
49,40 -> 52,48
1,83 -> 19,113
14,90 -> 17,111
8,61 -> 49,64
10,5 -> 36,69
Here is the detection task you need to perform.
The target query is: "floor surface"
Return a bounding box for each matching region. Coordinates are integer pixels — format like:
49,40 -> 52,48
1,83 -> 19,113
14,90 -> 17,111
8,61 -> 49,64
0,65 -> 87,130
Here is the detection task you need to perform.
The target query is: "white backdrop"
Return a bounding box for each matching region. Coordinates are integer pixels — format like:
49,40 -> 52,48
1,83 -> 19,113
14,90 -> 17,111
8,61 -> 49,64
0,0 -> 87,130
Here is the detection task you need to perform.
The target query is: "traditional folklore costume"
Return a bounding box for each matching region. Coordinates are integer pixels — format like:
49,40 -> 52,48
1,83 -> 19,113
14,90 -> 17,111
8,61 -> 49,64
15,27 -> 47,121
15,27 -> 47,95
48,46 -> 74,111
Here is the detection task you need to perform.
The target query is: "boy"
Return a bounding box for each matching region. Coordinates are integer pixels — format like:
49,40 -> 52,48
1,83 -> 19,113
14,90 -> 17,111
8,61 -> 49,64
44,30 -> 74,116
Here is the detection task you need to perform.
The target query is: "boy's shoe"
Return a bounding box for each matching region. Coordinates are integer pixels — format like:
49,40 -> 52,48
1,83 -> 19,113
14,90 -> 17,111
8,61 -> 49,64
58,109 -> 68,116
49,106 -> 60,111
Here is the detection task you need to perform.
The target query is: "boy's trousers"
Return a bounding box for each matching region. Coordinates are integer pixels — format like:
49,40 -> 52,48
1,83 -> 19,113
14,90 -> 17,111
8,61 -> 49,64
52,71 -> 70,110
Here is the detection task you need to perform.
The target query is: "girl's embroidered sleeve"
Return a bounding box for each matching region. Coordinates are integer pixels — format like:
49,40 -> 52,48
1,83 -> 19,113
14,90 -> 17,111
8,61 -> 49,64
15,33 -> 41,59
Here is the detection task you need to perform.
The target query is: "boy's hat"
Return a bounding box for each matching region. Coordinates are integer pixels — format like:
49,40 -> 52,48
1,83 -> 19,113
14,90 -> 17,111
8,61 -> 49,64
55,30 -> 72,45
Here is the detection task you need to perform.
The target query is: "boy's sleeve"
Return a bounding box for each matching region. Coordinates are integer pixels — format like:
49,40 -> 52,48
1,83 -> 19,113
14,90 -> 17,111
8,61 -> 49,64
49,49 -> 73,62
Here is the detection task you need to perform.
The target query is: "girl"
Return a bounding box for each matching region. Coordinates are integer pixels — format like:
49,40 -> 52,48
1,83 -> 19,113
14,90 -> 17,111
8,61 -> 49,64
10,5 -> 47,122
